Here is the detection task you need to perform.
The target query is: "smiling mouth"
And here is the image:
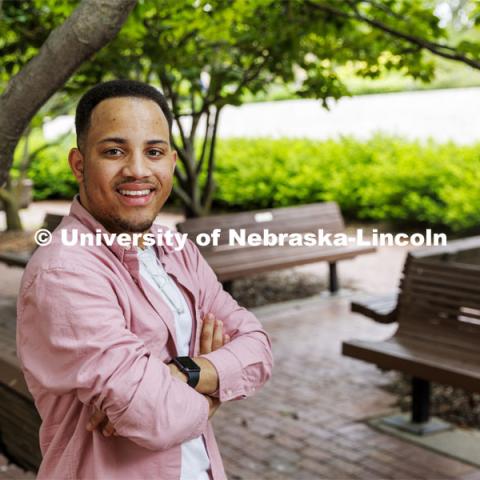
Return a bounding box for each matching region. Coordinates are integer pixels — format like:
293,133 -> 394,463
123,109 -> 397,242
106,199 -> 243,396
117,188 -> 155,197
115,185 -> 157,206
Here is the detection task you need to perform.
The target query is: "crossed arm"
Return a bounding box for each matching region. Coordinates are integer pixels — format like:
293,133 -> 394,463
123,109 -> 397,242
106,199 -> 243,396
88,313 -> 229,436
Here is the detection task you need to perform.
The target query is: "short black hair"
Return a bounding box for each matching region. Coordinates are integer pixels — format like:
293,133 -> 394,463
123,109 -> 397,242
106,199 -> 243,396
75,79 -> 173,150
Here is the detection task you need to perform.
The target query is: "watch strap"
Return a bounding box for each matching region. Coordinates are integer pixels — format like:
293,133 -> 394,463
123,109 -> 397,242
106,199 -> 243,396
185,368 -> 200,388
173,357 -> 200,388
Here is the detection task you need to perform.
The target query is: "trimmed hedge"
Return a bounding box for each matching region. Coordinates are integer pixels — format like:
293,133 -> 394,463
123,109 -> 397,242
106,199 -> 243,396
213,136 -> 480,232
19,135 -> 480,232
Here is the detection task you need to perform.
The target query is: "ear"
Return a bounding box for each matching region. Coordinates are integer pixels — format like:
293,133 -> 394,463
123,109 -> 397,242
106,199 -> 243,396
68,148 -> 85,183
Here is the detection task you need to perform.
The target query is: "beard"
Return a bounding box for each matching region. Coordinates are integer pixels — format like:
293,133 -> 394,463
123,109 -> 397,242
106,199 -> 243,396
82,170 -> 157,234
102,212 -> 155,234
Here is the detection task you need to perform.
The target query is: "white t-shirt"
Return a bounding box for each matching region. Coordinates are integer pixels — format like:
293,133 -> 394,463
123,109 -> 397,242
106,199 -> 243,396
138,246 -> 210,480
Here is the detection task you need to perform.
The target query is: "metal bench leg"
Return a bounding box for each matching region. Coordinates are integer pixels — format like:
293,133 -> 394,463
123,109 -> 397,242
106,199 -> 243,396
411,377 -> 430,424
328,262 -> 339,293
382,376 -> 451,435
222,280 -> 233,294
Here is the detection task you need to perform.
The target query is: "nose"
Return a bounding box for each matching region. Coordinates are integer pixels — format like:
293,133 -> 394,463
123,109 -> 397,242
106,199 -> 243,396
121,150 -> 152,179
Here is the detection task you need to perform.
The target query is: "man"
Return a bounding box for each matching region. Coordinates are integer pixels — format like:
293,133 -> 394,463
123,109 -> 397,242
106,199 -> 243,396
16,80 -> 273,480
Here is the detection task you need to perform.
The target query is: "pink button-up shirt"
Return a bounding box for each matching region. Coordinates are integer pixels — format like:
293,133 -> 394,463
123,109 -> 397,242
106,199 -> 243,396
16,197 -> 273,480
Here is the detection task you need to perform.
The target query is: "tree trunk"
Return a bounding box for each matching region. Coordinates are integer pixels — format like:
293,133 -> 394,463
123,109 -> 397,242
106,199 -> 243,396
0,0 -> 138,187
4,197 -> 22,232
0,185 -> 22,231
2,125 -> 33,232
172,105 -> 223,218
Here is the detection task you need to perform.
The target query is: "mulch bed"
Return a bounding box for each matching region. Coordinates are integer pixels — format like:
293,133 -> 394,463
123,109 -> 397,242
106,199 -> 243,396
383,373 -> 480,429
0,231 -> 36,254
231,270 -> 327,308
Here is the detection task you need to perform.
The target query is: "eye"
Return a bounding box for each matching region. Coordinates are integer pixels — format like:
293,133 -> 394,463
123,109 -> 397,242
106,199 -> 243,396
104,148 -> 123,156
147,149 -> 165,157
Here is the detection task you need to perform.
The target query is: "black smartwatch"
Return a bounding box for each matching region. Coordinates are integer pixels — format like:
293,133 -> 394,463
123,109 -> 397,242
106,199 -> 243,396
172,356 -> 201,388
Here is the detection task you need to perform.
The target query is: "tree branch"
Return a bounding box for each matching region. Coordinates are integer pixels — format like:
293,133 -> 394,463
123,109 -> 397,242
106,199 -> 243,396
306,1 -> 480,69
174,164 -> 188,191
0,0 -> 138,186
357,0 -> 406,22
159,71 -> 189,150
0,186 -> 12,204
172,138 -> 187,169
196,107 -> 211,175
201,106 -> 221,210
172,183 -> 195,212
223,53 -> 271,104
189,89 -> 198,142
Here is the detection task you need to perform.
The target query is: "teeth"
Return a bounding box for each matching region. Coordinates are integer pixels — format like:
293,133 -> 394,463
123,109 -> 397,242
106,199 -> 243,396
118,189 -> 151,196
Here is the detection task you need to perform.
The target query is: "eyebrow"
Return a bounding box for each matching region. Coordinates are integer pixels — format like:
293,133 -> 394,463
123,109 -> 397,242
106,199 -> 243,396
97,137 -> 168,146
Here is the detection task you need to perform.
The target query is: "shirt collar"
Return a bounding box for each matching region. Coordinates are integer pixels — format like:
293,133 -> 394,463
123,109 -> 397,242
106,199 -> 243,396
68,194 -> 175,264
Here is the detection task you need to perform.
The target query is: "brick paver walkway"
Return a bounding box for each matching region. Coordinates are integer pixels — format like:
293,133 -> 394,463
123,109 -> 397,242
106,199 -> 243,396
213,295 -> 480,479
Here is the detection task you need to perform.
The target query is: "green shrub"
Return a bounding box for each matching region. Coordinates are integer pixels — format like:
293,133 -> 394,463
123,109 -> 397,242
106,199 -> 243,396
17,133 -> 480,233
213,136 -> 480,232
13,131 -> 78,200
28,149 -> 78,200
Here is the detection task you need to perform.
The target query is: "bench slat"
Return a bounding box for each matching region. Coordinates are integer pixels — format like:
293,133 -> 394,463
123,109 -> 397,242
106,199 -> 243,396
343,336 -> 480,392
345,237 -> 480,396
351,294 -> 398,324
182,218 -> 346,247
207,245 -> 375,281
178,202 -> 342,231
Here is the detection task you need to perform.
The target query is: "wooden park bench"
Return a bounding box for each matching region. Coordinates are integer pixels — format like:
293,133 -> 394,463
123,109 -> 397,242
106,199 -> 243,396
0,213 -> 63,268
177,202 -> 376,293
0,296 -> 41,470
0,214 -> 63,469
343,236 -> 480,434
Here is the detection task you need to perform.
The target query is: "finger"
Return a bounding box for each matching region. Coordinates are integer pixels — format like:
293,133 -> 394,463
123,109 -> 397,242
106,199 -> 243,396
102,421 -> 116,437
211,320 -> 224,351
87,409 -> 107,431
200,313 -> 215,354
223,334 -> 231,344
97,415 -> 109,432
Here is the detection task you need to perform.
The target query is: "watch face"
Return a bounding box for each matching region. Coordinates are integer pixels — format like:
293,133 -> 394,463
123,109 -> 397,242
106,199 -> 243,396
176,356 -> 200,372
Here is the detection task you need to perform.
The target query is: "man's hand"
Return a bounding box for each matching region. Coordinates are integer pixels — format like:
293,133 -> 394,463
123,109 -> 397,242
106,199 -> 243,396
86,407 -> 116,437
169,312 -> 230,395
200,312 -> 230,355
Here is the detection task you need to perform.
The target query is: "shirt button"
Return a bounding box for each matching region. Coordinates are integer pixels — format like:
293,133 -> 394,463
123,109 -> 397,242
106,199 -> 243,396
226,389 -> 233,397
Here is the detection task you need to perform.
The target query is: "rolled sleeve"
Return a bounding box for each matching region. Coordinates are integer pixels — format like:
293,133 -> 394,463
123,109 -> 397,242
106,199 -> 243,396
202,345 -> 245,402
17,265 -> 209,451
189,240 -> 274,402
